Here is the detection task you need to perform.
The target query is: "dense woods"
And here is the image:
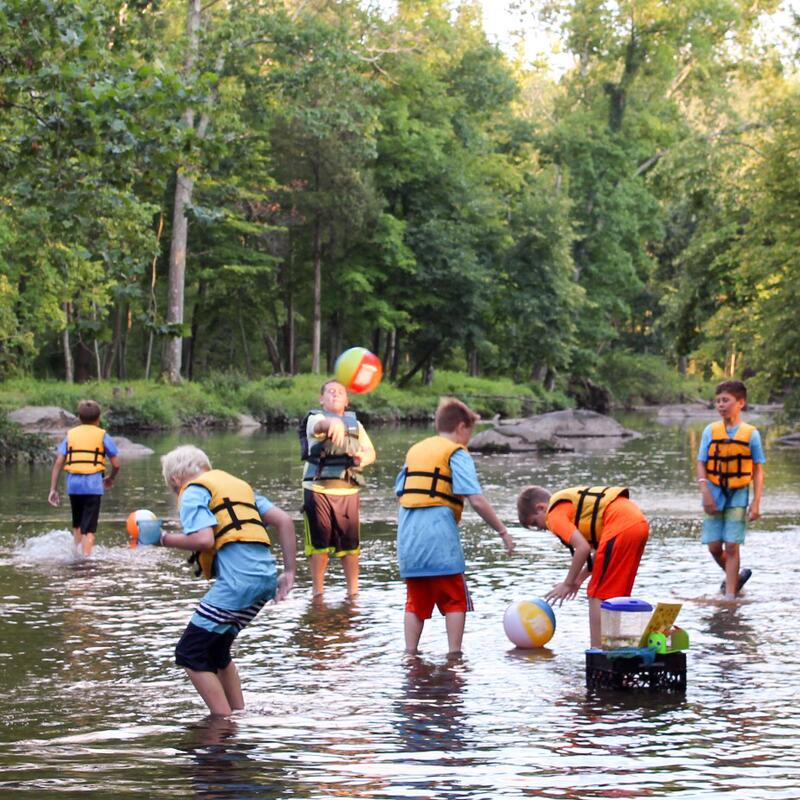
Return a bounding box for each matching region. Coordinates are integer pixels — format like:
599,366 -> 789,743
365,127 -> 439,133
1,0 -> 798,404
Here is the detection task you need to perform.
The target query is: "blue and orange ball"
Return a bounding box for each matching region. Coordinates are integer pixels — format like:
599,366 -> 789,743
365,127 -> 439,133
503,598 -> 556,648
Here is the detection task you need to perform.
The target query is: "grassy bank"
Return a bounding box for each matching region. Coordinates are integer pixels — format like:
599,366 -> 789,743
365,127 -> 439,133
0,372 -> 568,433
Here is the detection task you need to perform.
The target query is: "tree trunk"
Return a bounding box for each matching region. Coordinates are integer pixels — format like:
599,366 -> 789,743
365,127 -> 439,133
311,214 -> 322,373
263,329 -> 284,373
389,329 -> 400,382
398,343 -> 437,388
187,279 -> 206,381
239,316 -> 253,379
62,303 -> 74,383
164,0 -> 203,384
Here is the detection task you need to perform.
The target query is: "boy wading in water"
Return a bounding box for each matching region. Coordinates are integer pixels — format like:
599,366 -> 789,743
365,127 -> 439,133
396,398 -> 514,656
48,400 -> 120,558
160,445 -> 296,716
300,380 -> 376,598
697,380 -> 764,600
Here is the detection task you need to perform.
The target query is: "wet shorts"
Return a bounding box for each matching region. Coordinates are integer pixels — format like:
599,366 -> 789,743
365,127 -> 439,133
702,506 -> 747,545
175,622 -> 238,673
405,574 -> 473,619
587,519 -> 649,600
303,489 -> 360,557
69,494 -> 102,534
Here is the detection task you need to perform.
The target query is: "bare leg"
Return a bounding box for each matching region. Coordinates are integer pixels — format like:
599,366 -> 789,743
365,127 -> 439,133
589,597 -> 602,648
73,527 -> 82,555
310,552 -> 329,596
404,611 -> 424,654
723,542 -> 740,598
184,668 -> 233,716
708,540 -> 726,570
217,661 -> 244,711
82,532 -> 95,557
444,611 -> 466,656
342,553 -> 359,597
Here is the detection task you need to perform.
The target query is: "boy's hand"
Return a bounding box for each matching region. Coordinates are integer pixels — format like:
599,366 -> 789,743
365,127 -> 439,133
545,581 -> 579,606
274,570 -> 295,602
701,489 -> 718,515
48,489 -> 60,507
326,418 -> 346,449
103,476 -> 115,490
499,529 -> 515,555
748,502 -> 760,522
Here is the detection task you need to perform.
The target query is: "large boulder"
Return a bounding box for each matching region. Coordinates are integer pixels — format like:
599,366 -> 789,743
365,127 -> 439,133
7,406 -> 77,432
470,409 -> 639,453
654,402 -> 782,424
6,405 -> 153,457
774,432 -> 800,447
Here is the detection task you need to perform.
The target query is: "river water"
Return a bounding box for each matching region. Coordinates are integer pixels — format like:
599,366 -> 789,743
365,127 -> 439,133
0,412 -> 799,799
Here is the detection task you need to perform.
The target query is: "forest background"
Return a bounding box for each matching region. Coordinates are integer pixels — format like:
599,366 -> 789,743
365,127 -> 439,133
2,0 -> 800,431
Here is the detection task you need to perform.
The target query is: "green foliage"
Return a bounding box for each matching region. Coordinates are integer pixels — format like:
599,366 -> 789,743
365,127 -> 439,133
0,414 -> 52,464
598,351 -> 713,407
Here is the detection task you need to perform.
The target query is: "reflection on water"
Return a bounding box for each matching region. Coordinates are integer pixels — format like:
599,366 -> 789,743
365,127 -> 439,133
0,417 -> 799,797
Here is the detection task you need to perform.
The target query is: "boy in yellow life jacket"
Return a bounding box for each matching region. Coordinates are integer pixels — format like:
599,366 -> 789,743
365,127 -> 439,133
48,400 -> 120,557
697,380 -> 765,600
300,379 -> 376,598
160,445 -> 297,716
517,485 -> 649,648
396,398 -> 515,656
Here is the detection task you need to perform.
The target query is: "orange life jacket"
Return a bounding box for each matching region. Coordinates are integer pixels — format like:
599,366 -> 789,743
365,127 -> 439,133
547,486 -> 629,547
64,425 -> 106,474
705,420 -> 755,491
398,436 -> 466,522
181,469 -> 271,580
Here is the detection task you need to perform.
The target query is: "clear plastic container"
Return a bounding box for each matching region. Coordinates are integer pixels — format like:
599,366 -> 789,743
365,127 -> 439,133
600,597 -> 653,650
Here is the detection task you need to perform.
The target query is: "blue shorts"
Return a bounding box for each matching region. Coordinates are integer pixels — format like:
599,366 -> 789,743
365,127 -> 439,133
701,506 -> 747,545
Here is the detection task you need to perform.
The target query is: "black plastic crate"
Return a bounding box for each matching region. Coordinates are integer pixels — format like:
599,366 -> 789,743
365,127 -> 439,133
585,650 -> 687,692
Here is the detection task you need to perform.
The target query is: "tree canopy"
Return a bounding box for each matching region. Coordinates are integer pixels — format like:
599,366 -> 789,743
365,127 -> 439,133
1,0 -> 798,402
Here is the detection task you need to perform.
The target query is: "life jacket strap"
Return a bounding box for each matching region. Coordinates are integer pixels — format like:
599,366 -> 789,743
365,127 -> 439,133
573,486 -> 610,548
209,497 -> 269,540
399,469 -> 464,506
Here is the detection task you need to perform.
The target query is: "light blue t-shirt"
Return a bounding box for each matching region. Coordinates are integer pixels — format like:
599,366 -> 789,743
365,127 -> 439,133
395,448 -> 482,578
697,422 -> 766,510
180,485 -> 277,630
57,433 -> 119,495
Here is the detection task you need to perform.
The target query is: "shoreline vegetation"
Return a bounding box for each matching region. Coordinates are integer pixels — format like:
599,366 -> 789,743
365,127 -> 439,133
0,367 -> 717,463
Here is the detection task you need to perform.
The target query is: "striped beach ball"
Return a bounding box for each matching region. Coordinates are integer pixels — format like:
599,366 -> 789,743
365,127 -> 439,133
503,598 -> 556,648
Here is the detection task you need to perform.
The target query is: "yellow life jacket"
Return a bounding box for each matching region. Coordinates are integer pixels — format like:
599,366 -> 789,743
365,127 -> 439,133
64,424 -> 106,474
705,420 -> 755,491
181,469 -> 271,580
300,409 -> 364,487
398,436 -> 466,522
547,486 -> 629,547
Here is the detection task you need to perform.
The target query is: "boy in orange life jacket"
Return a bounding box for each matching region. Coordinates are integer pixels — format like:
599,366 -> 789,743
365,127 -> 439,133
48,400 -> 120,557
697,380 -> 764,600
160,445 -> 297,716
396,398 -> 515,656
517,486 -> 649,648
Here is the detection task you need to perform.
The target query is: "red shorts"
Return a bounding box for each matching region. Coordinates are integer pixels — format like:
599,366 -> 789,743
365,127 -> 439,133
405,575 -> 473,619
587,517 -> 649,600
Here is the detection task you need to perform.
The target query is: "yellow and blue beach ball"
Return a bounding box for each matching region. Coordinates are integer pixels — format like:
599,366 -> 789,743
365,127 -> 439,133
334,347 -> 383,394
503,598 -> 556,648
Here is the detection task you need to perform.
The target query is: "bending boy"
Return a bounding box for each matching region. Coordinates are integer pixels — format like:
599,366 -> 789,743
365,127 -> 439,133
160,445 -> 296,716
517,485 -> 649,648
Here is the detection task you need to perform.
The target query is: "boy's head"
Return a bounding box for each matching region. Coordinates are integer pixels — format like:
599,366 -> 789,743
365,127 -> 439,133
319,379 -> 348,415
77,400 -> 102,424
517,485 -> 551,529
435,397 -> 480,445
161,445 -> 212,493
714,380 -> 747,418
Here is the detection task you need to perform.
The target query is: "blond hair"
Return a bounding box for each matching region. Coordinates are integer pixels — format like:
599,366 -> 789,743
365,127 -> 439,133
517,485 -> 551,523
161,445 -> 212,488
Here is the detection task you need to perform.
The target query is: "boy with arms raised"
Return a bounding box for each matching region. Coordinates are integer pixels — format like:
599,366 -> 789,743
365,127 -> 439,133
48,399 -> 120,557
300,380 -> 376,598
396,398 -> 515,656
697,380 -> 764,600
160,445 -> 296,716
517,485 -> 649,648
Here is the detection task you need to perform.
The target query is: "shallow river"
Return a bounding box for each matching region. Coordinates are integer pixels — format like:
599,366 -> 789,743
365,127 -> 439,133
1,411 -> 799,799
